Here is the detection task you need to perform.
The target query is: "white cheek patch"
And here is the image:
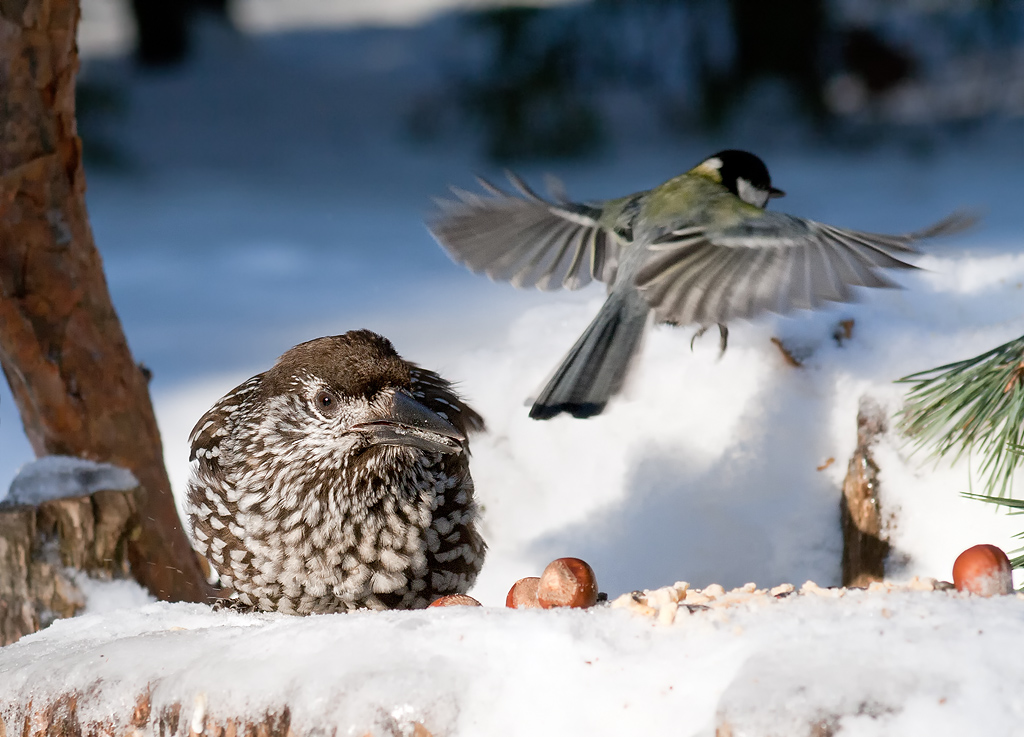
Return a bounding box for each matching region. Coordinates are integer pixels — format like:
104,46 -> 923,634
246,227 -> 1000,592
737,177 -> 770,208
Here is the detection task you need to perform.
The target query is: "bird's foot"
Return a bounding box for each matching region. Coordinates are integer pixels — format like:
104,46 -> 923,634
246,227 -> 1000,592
690,324 -> 729,358
210,596 -> 257,614
690,325 -> 709,351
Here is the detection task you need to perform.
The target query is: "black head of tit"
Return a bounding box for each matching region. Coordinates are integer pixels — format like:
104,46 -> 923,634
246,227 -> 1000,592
693,149 -> 786,207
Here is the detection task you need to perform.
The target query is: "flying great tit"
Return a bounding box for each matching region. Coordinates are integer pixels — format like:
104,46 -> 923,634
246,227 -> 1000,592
429,150 -> 972,420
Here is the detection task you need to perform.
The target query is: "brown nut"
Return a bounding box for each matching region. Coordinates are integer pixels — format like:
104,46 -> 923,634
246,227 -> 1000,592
952,544 -> 1013,597
506,577 -> 542,609
428,594 -> 482,607
537,558 -> 598,609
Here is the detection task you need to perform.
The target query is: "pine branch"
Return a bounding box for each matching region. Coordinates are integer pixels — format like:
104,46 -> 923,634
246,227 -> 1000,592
896,334 -> 1024,499
962,491 -> 1024,569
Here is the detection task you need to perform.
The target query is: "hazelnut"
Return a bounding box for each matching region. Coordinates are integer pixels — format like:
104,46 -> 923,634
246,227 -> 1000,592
537,558 -> 598,609
506,577 -> 542,609
428,594 -> 482,607
952,544 -> 1013,597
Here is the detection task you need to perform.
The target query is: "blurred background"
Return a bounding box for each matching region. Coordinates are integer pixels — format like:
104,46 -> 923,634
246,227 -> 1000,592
81,0 -> 1024,159
3,0 -> 1024,601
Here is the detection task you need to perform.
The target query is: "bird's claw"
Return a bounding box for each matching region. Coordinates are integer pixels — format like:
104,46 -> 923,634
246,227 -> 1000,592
210,596 -> 255,614
691,324 -> 730,357
690,325 -> 709,351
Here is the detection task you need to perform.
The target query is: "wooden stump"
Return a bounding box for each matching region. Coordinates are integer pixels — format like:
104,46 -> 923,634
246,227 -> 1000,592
2,689 -> 437,737
0,457 -> 140,646
840,398 -> 890,588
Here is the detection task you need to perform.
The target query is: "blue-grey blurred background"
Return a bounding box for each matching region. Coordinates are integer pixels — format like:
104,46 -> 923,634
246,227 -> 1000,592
83,0 -> 1024,159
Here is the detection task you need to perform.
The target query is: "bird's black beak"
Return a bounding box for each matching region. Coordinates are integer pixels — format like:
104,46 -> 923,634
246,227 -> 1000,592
769,187 -> 786,198
353,391 -> 465,455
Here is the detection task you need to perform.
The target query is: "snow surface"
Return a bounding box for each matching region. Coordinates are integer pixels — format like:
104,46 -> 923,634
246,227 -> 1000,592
1,588 -> 1023,736
1,3 -> 1024,733
3,456 -> 138,507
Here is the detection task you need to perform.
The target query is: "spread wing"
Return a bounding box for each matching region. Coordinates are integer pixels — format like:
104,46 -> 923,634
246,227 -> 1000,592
428,172 -> 623,291
635,211 -> 974,326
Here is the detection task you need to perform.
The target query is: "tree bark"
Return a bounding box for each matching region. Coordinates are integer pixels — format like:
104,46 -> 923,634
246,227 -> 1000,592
0,0 -> 211,603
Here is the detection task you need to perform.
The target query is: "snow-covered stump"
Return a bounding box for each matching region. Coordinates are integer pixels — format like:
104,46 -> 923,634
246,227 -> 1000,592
0,457 -> 141,645
1,690 -> 438,737
2,692 -> 303,737
840,398 -> 890,588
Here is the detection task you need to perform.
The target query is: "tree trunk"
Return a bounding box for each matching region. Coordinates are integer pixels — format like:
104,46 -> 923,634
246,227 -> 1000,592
0,0 -> 211,603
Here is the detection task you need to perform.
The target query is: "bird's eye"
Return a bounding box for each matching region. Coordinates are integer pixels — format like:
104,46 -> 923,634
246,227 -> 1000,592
314,389 -> 340,416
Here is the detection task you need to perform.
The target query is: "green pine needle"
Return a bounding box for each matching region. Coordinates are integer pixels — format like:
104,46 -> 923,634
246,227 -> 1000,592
897,333 -> 1024,500
899,336 -> 1024,573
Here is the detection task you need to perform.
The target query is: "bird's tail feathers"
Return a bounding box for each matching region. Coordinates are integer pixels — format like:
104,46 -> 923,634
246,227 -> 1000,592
529,291 -> 650,420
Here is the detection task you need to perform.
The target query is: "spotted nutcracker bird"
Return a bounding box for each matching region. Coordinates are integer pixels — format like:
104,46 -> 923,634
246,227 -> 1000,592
186,330 -> 486,614
429,150 -> 972,420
